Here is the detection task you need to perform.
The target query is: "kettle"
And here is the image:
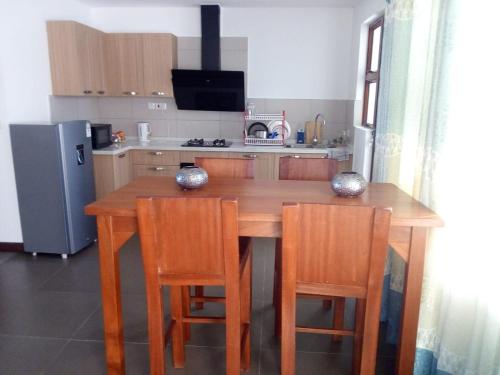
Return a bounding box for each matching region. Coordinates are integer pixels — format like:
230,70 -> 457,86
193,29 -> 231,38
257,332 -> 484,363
137,122 -> 151,142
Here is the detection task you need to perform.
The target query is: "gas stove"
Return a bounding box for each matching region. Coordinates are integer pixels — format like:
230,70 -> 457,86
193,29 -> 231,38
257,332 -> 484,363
181,138 -> 232,148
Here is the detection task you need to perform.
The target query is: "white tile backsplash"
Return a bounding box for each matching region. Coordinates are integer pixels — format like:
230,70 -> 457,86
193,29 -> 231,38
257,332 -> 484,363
177,120 -> 220,138
98,97 -> 133,119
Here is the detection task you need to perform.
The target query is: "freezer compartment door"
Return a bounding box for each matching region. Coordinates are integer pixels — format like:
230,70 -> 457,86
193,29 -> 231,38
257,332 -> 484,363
58,121 -> 97,252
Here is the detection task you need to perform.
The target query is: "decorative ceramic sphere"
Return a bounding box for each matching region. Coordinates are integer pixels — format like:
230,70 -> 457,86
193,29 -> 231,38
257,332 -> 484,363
176,166 -> 208,189
331,171 -> 367,197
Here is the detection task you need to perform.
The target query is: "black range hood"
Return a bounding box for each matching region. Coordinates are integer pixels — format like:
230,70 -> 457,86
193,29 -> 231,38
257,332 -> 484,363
172,5 -> 245,112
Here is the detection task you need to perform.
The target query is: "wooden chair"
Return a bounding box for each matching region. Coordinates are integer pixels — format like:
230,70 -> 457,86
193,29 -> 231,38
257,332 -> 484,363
280,203 -> 391,375
137,196 -> 252,375
193,157 -> 255,310
275,156 -> 343,337
195,157 -> 255,179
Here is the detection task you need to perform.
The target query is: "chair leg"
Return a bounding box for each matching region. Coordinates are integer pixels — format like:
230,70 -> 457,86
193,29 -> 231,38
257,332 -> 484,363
281,274 -> 296,375
274,239 -> 282,337
226,276 -> 241,374
194,286 -> 204,309
359,297 -> 381,375
182,286 -> 191,341
332,297 -> 346,342
170,286 -> 185,368
352,299 -> 365,375
145,285 -> 166,375
273,239 -> 282,307
240,250 -> 252,371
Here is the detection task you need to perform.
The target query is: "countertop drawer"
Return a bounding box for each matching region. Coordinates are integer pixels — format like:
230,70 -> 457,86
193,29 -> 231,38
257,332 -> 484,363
133,164 -> 178,178
132,150 -> 180,165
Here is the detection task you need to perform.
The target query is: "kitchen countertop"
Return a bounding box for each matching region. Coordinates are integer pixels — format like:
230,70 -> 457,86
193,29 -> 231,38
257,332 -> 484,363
92,138 -> 352,159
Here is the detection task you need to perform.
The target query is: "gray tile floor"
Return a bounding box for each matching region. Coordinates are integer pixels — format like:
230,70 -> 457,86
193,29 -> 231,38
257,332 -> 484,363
0,237 -> 395,374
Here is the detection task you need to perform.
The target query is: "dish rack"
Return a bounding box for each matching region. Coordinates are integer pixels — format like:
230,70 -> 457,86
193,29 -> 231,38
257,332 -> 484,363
243,111 -> 286,146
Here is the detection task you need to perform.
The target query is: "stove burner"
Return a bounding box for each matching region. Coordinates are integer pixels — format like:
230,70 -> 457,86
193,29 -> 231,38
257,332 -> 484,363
213,139 -> 226,147
182,138 -> 232,148
187,138 -> 204,146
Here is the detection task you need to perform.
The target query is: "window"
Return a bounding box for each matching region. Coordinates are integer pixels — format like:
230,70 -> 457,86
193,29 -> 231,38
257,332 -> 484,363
362,17 -> 384,128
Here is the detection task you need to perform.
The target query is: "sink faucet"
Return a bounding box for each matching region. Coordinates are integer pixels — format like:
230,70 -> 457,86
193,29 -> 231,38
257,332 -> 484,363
312,113 -> 326,146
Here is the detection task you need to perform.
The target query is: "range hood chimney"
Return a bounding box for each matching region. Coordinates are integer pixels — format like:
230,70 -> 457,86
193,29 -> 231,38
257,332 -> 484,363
201,5 -> 220,70
171,5 -> 245,112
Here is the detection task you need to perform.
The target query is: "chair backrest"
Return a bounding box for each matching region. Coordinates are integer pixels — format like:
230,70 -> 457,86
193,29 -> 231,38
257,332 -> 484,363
137,196 -> 240,283
279,156 -> 337,181
282,203 -> 391,298
195,157 -> 255,179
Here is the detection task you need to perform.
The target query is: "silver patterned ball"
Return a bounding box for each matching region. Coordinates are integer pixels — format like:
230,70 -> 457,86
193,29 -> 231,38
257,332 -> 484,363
176,166 -> 208,189
331,171 -> 367,197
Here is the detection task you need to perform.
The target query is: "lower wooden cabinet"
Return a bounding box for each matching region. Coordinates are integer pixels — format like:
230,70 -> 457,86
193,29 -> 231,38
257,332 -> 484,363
133,164 -> 178,177
132,150 -> 180,179
93,150 -> 353,199
274,152 -> 329,179
181,151 -> 229,163
93,152 -> 131,199
231,152 -> 277,180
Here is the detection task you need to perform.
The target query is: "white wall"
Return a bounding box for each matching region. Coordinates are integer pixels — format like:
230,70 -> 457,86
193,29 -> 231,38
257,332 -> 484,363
90,6 -> 353,100
0,0 -> 90,242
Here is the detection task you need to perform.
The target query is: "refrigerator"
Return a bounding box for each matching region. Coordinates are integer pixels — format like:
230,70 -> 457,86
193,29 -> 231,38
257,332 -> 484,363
10,120 -> 97,257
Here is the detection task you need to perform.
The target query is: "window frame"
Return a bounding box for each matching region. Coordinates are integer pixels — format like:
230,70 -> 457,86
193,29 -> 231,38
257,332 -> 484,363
362,16 -> 384,129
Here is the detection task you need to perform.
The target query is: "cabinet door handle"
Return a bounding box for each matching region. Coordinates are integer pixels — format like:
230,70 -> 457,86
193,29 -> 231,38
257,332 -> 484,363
97,90 -> 106,95
243,154 -> 257,159
291,154 -> 301,158
83,90 -> 93,94
152,91 -> 165,96
151,151 -> 163,156
118,153 -> 126,159
123,91 -> 137,96
150,167 -> 165,171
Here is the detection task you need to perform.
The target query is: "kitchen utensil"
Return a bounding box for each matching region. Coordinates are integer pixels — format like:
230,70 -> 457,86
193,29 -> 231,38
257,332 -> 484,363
330,171 -> 367,197
247,122 -> 268,136
176,166 -> 208,190
267,120 -> 291,140
137,122 -> 151,142
255,130 -> 268,139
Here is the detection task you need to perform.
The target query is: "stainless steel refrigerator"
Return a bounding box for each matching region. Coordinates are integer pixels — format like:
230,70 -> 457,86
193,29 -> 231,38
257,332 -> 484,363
10,120 -> 97,257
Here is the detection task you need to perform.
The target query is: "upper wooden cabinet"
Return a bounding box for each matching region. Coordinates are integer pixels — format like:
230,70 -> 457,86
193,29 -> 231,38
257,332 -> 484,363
47,21 -> 177,97
104,33 -> 144,96
47,21 -> 106,96
142,34 -> 177,97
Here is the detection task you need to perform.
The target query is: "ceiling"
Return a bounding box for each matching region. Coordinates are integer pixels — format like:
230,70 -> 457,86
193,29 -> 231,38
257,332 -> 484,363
76,0 -> 358,7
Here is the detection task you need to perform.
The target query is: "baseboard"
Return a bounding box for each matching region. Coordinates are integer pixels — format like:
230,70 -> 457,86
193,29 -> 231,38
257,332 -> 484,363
0,242 -> 24,252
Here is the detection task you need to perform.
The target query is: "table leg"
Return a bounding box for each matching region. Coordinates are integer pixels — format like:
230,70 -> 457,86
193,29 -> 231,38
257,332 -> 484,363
397,227 -> 428,375
97,216 -> 126,375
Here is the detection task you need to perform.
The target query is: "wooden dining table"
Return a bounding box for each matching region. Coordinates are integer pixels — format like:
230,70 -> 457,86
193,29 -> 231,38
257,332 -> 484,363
85,176 -> 443,375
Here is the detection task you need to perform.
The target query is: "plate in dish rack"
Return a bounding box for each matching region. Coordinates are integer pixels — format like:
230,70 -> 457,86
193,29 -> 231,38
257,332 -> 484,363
267,120 -> 291,140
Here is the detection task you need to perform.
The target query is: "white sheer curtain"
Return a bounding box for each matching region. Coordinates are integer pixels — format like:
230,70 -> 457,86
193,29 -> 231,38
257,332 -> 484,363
373,0 -> 500,374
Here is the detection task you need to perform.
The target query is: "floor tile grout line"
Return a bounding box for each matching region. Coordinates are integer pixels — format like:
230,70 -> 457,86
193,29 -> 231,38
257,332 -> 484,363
31,258 -> 70,292
39,338 -> 73,375
69,303 -> 102,340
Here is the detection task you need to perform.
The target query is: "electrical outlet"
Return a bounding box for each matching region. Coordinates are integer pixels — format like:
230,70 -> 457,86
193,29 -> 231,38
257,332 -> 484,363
148,102 -> 167,111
